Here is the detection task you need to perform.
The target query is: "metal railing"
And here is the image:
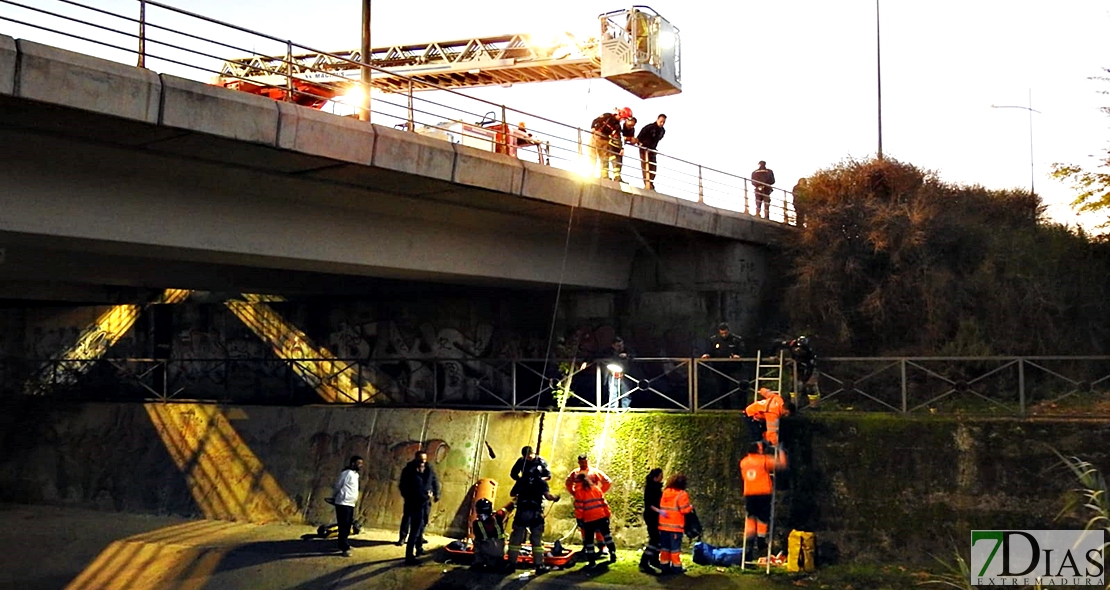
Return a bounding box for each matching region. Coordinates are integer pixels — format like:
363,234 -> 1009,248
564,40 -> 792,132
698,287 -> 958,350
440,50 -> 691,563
4,355 -> 1108,416
0,0 -> 798,224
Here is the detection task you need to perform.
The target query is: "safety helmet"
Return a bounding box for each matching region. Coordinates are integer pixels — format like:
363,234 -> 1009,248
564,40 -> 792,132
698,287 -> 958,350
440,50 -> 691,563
796,336 -> 809,346
617,107 -> 633,120
475,498 -> 493,515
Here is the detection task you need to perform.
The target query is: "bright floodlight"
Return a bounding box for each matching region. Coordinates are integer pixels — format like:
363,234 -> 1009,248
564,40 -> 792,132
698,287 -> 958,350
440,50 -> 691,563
606,363 -> 623,374
336,85 -> 366,107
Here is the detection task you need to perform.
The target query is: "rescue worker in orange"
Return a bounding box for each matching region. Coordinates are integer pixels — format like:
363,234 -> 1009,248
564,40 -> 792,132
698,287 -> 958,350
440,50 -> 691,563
656,473 -> 695,575
565,454 -> 616,566
739,442 -> 788,555
745,387 -> 788,447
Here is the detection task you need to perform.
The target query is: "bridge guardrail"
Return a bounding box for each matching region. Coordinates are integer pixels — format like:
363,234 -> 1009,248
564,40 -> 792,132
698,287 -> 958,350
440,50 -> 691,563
3,355 -> 1108,416
0,0 -> 798,223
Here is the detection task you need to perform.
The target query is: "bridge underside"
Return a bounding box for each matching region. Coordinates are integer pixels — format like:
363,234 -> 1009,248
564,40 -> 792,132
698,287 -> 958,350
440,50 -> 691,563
0,95 -> 673,298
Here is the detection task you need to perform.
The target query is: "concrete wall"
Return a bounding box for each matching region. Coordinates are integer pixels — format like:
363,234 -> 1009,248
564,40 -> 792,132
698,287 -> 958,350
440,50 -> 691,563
1,399 -> 1105,564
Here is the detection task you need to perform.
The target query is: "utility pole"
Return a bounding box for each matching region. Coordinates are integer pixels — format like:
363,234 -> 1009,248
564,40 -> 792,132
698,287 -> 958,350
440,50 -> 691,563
359,0 -> 371,121
876,0 -> 883,160
990,89 -> 1041,196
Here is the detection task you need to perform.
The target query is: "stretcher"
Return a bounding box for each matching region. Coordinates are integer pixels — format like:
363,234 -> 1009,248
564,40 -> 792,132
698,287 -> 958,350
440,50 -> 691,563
444,539 -> 579,567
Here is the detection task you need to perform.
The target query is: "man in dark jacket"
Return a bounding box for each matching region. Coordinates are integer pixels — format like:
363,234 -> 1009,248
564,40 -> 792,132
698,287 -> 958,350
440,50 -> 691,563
752,161 -> 776,219
398,450 -> 440,564
511,446 -> 552,483
700,323 -> 746,408
636,114 -> 667,190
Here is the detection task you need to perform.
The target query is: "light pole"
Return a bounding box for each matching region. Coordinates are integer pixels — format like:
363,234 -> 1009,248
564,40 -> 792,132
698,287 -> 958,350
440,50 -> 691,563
876,0 -> 883,160
991,88 -> 1041,195
359,0 -> 371,121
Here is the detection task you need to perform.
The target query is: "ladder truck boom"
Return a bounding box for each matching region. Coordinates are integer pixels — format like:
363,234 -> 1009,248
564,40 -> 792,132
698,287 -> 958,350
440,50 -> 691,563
215,6 -> 681,102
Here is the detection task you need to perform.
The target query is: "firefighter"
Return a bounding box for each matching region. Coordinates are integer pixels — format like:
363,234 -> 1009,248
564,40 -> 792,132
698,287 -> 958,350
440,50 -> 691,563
640,467 -> 664,573
744,387 -> 788,447
506,473 -> 561,575
611,107 -> 633,182
740,442 -> 788,555
589,110 -> 622,180
656,473 -> 694,575
471,498 -> 512,571
783,336 -> 818,400
565,454 -> 616,566
510,446 -> 551,483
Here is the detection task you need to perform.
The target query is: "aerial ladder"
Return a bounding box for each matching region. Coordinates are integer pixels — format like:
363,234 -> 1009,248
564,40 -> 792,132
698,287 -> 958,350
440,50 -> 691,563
214,6 -> 681,103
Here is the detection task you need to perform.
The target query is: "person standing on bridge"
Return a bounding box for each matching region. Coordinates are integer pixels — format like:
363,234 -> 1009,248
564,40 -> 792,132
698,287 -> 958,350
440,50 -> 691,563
637,114 -> 667,190
752,161 -> 776,219
590,110 -> 622,181
330,455 -> 363,557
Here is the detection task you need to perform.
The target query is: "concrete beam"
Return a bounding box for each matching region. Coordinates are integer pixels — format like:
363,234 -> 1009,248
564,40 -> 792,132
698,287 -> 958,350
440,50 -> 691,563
630,191 -> 680,226
372,124 -> 454,183
15,40 -> 160,123
520,162 -> 582,208
675,202 -> 719,234
0,35 -> 14,96
276,102 -> 374,166
452,143 -> 524,195
159,74 -> 279,145
581,181 -> 634,217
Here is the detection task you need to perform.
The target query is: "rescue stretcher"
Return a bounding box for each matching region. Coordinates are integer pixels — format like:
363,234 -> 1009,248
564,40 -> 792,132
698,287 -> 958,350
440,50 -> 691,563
443,477 -> 580,568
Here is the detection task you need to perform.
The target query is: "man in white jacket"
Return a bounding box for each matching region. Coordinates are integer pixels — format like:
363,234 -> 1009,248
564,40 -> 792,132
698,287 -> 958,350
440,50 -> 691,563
332,455 -> 364,556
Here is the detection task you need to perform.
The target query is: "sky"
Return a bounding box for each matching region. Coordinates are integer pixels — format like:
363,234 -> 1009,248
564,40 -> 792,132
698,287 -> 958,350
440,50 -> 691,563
3,0 -> 1108,230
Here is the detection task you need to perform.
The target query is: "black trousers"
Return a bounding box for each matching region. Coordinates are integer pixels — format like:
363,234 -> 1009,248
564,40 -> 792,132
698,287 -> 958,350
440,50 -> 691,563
334,504 -> 354,552
399,500 -> 430,541
403,500 -> 430,558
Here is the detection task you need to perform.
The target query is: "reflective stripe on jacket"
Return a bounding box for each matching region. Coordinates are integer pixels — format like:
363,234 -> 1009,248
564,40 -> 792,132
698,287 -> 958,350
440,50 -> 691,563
658,488 -> 693,533
572,485 -> 611,522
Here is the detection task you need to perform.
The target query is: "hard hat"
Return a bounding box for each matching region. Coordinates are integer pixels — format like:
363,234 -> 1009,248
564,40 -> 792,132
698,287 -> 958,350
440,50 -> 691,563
796,336 -> 809,346
476,498 -> 493,514
617,107 -> 633,120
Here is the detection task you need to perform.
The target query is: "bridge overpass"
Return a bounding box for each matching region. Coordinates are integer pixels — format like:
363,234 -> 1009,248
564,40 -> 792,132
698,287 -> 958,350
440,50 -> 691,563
0,35 -> 789,300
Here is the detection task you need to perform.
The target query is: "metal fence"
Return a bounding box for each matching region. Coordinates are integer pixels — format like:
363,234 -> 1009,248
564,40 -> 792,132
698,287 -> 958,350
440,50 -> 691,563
0,0 -> 798,223
3,356 -> 1108,415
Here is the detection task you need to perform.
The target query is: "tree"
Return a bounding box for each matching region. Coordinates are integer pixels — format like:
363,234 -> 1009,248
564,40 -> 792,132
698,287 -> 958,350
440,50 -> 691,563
1052,68 -> 1110,226
785,157 -> 1110,356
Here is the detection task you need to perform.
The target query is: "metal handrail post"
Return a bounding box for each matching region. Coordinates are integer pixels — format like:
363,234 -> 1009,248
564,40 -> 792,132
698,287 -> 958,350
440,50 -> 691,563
900,358 -> 908,413
407,78 -> 414,131
137,0 -> 146,68
577,128 -> 583,156
284,41 -> 293,102
501,104 -> 509,152
1018,358 -> 1025,414
691,358 -> 698,412
697,165 -> 704,203
743,182 -> 750,214
595,364 -> 602,408
511,361 -> 517,410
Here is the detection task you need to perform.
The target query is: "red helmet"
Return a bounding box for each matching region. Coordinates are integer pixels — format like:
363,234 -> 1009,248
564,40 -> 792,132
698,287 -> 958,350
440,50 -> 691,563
617,107 -> 633,120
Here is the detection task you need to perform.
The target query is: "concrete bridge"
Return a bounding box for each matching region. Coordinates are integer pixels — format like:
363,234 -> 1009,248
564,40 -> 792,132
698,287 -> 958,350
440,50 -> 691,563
0,36 -> 788,301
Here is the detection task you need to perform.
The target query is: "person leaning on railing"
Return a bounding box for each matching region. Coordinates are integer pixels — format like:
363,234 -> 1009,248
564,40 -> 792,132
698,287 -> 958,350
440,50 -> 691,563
637,114 -> 667,190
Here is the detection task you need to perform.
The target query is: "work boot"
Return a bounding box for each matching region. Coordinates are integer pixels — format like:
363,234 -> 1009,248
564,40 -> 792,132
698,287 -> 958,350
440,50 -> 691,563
639,552 -> 658,574
609,550 -> 617,564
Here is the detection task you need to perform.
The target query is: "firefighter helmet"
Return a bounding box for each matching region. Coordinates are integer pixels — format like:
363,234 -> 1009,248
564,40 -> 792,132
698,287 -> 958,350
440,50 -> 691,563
617,107 -> 633,120
475,498 -> 493,515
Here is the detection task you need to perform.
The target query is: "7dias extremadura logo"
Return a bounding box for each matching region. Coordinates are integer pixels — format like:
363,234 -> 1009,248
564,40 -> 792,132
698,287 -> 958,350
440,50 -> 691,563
971,530 -> 1106,586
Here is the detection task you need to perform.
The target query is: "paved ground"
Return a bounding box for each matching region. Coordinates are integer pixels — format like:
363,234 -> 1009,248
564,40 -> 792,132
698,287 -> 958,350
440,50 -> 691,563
0,503 -> 920,590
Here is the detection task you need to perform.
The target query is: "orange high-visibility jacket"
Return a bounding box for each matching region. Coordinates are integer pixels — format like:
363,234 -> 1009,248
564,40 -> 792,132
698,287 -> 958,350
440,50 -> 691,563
658,488 -> 693,533
739,451 -> 788,497
566,467 -> 612,521
745,392 -> 788,445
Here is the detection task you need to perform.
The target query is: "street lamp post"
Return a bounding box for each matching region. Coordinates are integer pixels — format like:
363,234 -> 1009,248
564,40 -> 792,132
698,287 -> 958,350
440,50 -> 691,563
359,0 -> 371,122
991,88 -> 1041,195
876,0 -> 883,160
